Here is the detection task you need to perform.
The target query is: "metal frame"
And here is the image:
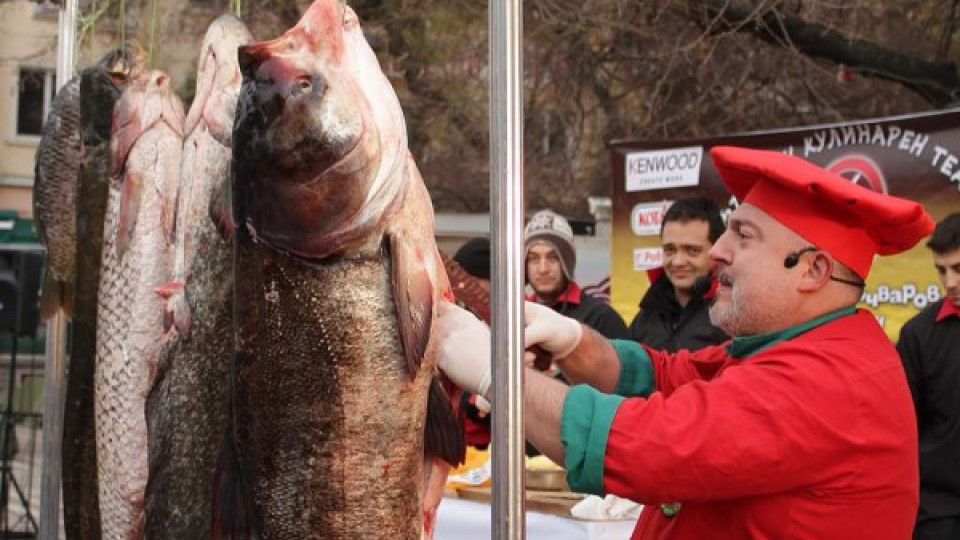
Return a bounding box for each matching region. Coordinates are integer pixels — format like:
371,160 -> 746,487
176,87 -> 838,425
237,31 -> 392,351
489,1 -> 525,539
39,2 -> 77,538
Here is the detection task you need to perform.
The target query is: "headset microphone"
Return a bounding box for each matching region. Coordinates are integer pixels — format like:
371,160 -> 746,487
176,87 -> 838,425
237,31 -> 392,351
692,275 -> 713,297
783,246 -> 818,269
782,246 -> 867,288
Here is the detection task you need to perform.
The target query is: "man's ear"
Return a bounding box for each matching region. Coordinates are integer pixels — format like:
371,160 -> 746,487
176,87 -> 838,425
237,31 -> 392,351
797,253 -> 833,292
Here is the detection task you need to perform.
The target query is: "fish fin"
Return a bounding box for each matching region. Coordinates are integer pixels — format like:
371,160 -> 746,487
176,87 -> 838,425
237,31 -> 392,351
209,179 -> 235,241
388,234 -> 433,376
155,281 -> 191,337
110,121 -> 140,178
424,378 -> 466,467
211,426 -> 251,540
116,172 -> 144,261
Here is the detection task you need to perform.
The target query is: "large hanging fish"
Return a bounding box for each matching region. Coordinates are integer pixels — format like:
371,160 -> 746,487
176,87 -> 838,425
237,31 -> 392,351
145,14 -> 253,539
95,68 -> 183,540
64,42 -> 146,540
216,1 -> 464,537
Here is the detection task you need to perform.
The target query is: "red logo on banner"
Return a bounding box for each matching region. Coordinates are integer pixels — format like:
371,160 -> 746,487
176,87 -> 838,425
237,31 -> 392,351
825,155 -> 888,194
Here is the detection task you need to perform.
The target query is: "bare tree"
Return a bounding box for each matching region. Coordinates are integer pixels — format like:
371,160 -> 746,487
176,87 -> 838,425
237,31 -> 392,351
72,0 -> 960,216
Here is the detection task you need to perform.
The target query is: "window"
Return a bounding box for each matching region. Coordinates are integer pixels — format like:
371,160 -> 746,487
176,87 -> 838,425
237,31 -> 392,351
16,67 -> 55,138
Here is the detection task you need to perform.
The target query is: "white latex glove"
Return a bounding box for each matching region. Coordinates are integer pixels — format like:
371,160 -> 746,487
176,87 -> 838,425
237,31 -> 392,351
523,301 -> 583,359
435,301 -> 492,398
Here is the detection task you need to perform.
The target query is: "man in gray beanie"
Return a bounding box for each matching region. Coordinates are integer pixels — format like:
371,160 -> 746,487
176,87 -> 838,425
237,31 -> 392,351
525,209 -> 629,341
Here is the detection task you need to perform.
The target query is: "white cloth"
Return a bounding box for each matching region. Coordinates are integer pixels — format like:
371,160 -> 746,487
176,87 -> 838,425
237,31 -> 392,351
570,495 -> 643,521
435,498 -> 638,540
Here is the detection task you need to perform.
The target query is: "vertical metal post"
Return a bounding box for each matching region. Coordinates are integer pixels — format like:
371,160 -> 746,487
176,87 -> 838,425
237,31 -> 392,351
40,2 -> 79,538
489,1 -> 525,539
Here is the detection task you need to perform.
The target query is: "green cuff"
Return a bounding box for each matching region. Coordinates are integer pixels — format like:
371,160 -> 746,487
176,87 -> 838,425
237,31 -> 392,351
561,384 -> 624,495
610,339 -> 655,397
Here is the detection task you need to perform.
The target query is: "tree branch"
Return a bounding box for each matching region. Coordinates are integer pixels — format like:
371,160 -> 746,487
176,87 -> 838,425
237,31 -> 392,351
693,0 -> 960,107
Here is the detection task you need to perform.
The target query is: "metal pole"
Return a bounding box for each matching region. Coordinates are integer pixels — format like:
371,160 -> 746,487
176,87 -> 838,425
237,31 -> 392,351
40,2 -> 79,538
489,1 -> 525,539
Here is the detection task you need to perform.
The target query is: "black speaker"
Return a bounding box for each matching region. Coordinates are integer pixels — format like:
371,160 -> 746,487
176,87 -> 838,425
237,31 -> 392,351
0,249 -> 43,337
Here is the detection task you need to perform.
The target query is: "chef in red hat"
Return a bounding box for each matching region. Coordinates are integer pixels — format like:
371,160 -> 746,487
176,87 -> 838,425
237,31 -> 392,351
435,146 -> 935,539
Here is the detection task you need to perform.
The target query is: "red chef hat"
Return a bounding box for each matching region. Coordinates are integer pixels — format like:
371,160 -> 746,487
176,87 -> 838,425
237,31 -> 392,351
710,146 -> 935,279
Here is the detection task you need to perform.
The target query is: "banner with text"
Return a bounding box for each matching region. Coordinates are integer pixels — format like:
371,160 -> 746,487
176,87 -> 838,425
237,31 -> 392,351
609,108 -> 960,340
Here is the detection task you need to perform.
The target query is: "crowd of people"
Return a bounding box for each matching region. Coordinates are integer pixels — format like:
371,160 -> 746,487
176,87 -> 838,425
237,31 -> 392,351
437,145 -> 958,539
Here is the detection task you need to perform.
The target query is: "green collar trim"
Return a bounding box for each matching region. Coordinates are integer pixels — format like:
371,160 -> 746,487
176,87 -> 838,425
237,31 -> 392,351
726,306 -> 857,359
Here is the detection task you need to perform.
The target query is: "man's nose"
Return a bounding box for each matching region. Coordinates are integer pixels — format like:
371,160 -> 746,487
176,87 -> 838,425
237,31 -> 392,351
947,269 -> 960,289
708,235 -> 730,266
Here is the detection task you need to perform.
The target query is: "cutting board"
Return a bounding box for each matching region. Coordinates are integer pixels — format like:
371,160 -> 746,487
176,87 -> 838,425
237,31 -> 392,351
452,486 -> 587,518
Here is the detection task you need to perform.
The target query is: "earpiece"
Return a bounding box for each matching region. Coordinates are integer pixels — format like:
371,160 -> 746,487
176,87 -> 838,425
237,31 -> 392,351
783,246 -> 819,268
783,246 -> 867,288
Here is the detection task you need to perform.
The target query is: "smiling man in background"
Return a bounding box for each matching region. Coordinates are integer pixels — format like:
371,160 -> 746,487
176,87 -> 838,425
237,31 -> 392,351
629,195 -> 729,351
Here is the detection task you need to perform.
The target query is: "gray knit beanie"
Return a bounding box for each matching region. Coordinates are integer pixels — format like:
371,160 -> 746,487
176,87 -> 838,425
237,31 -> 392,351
524,209 -> 576,280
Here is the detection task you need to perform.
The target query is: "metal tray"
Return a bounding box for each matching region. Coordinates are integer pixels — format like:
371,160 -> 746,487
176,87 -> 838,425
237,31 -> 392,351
525,468 -> 569,491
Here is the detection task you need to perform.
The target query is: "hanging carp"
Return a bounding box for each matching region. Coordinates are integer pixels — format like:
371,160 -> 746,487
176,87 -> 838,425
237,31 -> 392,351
95,69 -> 183,540
145,14 -> 253,539
64,42 -> 146,540
217,1 -> 464,537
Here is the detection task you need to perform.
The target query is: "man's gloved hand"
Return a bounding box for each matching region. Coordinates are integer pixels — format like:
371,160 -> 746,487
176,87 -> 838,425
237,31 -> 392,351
523,301 -> 583,359
436,301 -> 492,398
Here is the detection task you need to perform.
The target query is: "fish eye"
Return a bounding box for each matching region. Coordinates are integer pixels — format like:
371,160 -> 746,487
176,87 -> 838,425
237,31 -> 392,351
293,77 -> 312,95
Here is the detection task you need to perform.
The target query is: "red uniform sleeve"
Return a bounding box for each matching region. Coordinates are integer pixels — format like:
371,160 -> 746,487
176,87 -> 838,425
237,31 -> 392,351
646,343 -> 730,396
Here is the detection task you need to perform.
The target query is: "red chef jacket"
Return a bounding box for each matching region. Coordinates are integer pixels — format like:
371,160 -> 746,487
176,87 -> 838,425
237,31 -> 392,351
560,307 -> 918,539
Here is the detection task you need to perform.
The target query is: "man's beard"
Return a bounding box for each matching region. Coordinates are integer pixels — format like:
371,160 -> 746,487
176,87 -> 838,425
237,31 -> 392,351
709,284 -> 772,337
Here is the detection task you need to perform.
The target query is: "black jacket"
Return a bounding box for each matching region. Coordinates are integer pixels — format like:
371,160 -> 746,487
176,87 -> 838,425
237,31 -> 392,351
628,272 -> 728,352
897,300 -> 960,525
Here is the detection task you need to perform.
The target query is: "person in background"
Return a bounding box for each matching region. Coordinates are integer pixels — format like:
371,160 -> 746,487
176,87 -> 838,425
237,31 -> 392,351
436,146 -> 934,539
897,211 -> 960,540
629,195 -> 729,351
450,237 -> 493,449
525,209 -> 629,340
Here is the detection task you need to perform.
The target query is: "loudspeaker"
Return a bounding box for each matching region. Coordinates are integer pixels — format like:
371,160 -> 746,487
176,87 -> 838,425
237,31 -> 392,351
0,249 -> 43,337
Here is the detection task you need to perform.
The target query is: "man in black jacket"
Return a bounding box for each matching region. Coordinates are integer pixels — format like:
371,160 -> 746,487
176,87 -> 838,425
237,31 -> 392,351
629,195 -> 729,351
897,211 -> 960,540
525,209 -> 629,340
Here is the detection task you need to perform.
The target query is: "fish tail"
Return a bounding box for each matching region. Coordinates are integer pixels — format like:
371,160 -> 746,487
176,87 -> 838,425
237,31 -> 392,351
39,270 -> 72,320
424,378 -> 466,467
211,425 -> 250,540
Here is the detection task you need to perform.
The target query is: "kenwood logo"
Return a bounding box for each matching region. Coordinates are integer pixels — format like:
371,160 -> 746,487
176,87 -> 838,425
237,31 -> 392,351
625,147 -> 703,192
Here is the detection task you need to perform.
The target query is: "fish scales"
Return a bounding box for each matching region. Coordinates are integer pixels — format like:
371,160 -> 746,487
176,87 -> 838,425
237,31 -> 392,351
95,69 -> 183,540
33,76 -> 81,318
64,65 -> 119,540
145,15 -> 252,539
233,244 -> 429,538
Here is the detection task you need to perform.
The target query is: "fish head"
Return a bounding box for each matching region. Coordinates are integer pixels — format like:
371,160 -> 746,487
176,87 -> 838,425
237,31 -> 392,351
111,70 -> 186,177
234,0 -> 409,259
184,14 -> 253,138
